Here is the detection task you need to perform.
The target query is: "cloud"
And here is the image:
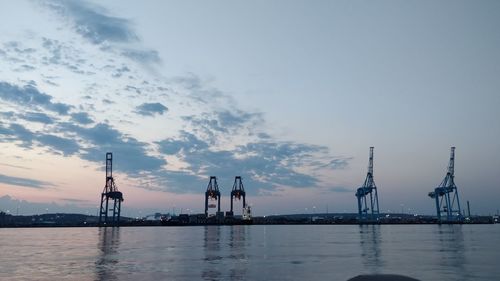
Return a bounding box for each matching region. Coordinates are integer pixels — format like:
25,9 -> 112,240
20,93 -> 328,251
45,0 -> 138,44
59,122 -> 166,174
49,102 -> 72,115
1,123 -> 36,148
111,65 -> 130,78
64,122 -> 121,145
0,122 -> 80,156
0,83 -> 93,156
71,112 -> 93,124
172,73 -> 203,90
0,111 -> 15,118
43,79 -> 59,87
156,132 -> 341,193
0,18 -> 349,198
1,119 -> 165,177
0,173 -> 52,189
135,102 -> 168,116
37,134 -> 80,156
257,133 -> 272,139
182,115 -> 228,134
153,99 -> 350,194
181,110 -> 263,142
102,99 -> 114,105
322,158 -> 352,170
1,120 -> 165,176
121,49 -> 161,64
39,37 -> 91,75
202,110 -> 260,130
125,85 -> 141,95
21,112 -> 55,124
217,110 -> 261,128
0,80 -> 162,168
41,37 -> 63,65
157,130 -> 209,155
139,169 -> 203,194
15,65 -> 36,72
0,81 -> 72,115
43,0 -> 161,66
0,42 -> 36,65
172,73 -> 229,104
2,41 -> 36,55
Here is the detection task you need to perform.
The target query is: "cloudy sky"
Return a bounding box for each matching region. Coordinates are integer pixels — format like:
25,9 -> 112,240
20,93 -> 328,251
0,0 -> 499,217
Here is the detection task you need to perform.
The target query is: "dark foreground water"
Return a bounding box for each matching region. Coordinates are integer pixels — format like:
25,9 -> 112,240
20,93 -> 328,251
0,225 -> 499,281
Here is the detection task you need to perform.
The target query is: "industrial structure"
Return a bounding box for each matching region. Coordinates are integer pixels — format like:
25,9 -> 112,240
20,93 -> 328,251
98,152 -> 123,226
355,147 -> 380,222
204,176 -> 221,217
428,147 -> 463,223
230,176 -> 246,214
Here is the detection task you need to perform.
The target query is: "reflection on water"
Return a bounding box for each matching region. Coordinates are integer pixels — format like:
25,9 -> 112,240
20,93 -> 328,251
202,226 -> 249,281
228,226 -> 248,280
1,225 -> 499,281
95,227 -> 121,281
436,225 -> 468,281
202,226 -> 222,280
359,225 -> 383,272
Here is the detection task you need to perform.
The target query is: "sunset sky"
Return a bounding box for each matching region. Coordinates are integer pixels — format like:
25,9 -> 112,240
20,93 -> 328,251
0,0 -> 499,217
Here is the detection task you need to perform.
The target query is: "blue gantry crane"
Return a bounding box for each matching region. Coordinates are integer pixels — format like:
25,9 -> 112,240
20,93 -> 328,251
428,147 -> 463,223
356,147 -> 380,222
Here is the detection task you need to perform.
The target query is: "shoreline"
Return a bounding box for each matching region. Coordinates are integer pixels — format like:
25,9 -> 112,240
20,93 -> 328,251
1,212 -> 496,228
0,220 -> 495,228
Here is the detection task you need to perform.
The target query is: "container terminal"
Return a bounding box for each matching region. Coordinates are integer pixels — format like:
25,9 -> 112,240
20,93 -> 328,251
1,147 -> 498,227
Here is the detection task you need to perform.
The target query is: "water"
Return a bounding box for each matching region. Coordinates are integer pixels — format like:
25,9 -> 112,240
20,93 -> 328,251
0,225 -> 499,281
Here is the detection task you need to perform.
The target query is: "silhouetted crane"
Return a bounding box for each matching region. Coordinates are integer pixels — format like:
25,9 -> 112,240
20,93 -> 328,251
204,176 -> 221,217
356,147 -> 380,223
428,147 -> 463,223
98,152 -> 123,226
230,176 -> 246,214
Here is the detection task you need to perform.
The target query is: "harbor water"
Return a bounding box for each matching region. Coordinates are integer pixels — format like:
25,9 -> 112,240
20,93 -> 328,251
0,225 -> 499,280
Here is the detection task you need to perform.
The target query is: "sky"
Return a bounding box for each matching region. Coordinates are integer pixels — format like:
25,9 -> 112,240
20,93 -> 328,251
0,0 -> 499,217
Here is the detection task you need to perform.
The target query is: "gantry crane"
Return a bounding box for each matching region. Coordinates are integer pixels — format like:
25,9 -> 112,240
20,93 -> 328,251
230,176 -> 246,214
204,176 -> 221,217
355,147 -> 380,222
428,147 -> 463,223
98,152 -> 123,226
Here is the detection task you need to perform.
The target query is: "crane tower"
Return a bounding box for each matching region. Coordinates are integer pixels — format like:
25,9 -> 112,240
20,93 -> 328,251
205,176 -> 221,217
98,152 -> 123,226
355,147 -> 380,222
428,147 -> 463,223
230,176 -> 246,214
